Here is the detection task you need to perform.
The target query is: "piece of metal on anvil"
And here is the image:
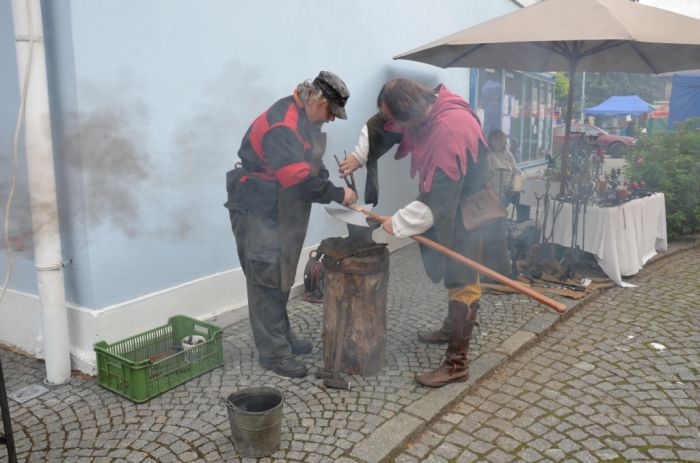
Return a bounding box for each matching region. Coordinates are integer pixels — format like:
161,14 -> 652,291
325,206 -> 374,228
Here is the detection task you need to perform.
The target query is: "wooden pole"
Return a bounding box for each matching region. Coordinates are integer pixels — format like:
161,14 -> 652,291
561,57 -> 578,197
349,205 -> 567,314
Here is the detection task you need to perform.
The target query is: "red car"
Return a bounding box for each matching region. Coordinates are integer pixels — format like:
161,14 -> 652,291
553,123 -> 636,158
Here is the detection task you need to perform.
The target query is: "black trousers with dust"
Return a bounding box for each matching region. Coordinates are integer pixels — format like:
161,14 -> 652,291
229,208 -> 297,362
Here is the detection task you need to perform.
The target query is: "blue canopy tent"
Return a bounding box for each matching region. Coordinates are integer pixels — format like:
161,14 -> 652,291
668,73 -> 700,130
584,95 -> 653,116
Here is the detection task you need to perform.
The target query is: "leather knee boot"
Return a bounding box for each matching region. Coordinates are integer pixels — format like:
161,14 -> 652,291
417,313 -> 450,344
416,300 -> 479,388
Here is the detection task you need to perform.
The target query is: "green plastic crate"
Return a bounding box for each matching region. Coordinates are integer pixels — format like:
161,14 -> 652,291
94,315 -> 224,402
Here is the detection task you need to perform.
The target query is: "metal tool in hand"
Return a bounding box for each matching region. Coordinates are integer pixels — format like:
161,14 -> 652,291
325,204 -> 567,314
334,153 -> 356,193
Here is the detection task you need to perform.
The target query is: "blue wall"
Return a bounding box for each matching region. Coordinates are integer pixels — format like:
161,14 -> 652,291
1,0 -> 518,308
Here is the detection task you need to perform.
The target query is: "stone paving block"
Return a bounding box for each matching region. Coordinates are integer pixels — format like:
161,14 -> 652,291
469,439 -> 495,455
349,412 -> 423,463
678,450 -> 700,462
594,448 -> 621,461
517,447 -> 543,462
404,382 -> 465,421
430,420 -> 453,436
456,448 -> 479,462
573,450 -> 598,463
445,430 -> 473,447
494,331 -> 537,357
520,312 -> 560,336
433,441 -> 461,460
485,448 -> 515,462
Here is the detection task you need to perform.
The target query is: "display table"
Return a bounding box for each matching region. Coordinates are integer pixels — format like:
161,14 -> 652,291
519,178 -> 560,211
520,178 -> 667,286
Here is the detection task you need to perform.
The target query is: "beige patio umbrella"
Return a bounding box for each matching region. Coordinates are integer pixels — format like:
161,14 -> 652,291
395,0 -> 700,195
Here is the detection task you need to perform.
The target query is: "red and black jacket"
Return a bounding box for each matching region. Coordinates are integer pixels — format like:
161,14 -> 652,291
234,94 -> 344,208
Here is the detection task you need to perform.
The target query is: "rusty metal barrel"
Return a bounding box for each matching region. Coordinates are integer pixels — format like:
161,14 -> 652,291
318,237 -> 389,376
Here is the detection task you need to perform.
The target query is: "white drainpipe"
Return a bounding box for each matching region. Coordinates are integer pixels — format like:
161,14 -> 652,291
10,0 -> 71,385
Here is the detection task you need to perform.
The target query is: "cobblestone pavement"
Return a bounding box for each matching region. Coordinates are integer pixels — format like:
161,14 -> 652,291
3,242 -> 698,463
394,246 -> 700,463
1,243 -> 548,462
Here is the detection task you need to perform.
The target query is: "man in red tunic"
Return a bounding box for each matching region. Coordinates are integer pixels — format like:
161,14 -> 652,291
341,79 -> 498,387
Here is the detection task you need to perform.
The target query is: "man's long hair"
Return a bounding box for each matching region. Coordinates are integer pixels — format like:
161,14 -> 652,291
377,79 -> 436,122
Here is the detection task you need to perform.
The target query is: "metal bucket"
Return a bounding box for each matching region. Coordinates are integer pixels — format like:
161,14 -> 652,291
225,387 -> 283,458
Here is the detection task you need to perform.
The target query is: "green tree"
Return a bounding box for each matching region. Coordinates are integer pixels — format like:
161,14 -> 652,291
554,72 -> 569,111
583,72 -> 663,108
624,119 -> 700,237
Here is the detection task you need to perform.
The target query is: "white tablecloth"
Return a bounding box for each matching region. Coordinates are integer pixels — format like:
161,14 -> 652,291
519,178 -> 559,210
520,179 -> 667,286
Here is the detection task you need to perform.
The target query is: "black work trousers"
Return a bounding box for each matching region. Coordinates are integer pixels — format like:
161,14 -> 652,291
229,208 -> 295,362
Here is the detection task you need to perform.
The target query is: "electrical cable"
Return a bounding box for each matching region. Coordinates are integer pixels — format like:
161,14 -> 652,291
1,0 -> 35,307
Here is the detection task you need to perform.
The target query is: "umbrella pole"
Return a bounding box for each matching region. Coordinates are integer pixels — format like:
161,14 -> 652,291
561,58 -> 578,197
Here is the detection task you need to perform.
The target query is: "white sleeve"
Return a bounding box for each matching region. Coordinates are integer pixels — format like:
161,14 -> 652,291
391,201 -> 434,238
350,124 -> 369,166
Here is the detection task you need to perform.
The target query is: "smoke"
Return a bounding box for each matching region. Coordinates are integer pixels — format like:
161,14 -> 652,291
60,102 -> 151,239
0,99 -> 151,254
2,63 -> 275,250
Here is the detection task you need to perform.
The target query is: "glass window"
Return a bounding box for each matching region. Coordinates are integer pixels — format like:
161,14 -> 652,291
477,69 -> 503,137
504,70 -> 524,162
474,70 -> 554,164
522,76 -> 539,162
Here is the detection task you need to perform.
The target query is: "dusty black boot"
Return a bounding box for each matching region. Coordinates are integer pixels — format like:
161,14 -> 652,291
416,300 -> 478,388
283,311 -> 313,355
289,336 -> 313,355
259,356 -> 308,378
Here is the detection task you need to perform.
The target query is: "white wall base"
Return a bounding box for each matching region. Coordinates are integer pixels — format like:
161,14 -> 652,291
0,233 -> 413,375
0,289 -> 44,358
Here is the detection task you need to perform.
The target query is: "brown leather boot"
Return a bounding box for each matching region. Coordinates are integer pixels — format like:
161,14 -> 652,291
417,314 -> 450,344
416,300 -> 478,388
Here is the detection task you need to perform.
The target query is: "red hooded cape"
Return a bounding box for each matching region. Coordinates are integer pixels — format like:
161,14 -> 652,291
384,85 -> 486,193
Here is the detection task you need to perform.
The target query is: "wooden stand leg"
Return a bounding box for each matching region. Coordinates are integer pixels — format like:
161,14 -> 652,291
323,271 -> 389,376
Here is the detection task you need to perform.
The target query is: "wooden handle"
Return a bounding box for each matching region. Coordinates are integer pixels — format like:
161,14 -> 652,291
411,235 -> 566,313
349,204 -> 384,221
348,204 -> 567,314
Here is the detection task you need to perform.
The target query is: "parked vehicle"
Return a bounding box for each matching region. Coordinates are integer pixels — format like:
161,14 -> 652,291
553,123 -> 636,158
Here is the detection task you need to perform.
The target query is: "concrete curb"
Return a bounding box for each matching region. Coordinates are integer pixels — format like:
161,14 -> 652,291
344,236 -> 700,463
